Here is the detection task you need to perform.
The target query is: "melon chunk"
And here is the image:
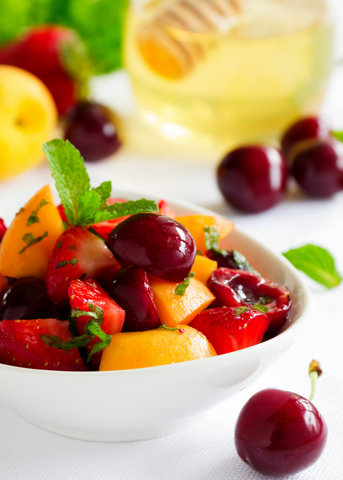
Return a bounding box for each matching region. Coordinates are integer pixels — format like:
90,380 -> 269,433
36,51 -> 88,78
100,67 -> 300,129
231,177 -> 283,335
174,215 -> 234,252
148,274 -> 215,328
192,255 -> 218,285
0,185 -> 64,279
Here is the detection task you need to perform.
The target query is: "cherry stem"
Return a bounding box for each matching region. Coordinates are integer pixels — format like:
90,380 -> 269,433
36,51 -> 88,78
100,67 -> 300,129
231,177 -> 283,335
308,360 -> 323,402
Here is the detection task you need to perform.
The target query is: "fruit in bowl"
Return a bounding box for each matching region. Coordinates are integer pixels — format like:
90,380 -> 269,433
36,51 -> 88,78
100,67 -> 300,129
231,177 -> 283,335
0,140 -> 310,441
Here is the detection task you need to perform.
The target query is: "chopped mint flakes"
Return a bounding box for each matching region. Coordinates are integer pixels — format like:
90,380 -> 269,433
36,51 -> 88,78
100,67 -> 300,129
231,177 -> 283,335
27,198 -> 49,226
42,139 -> 158,227
174,272 -> 195,296
19,231 -> 48,254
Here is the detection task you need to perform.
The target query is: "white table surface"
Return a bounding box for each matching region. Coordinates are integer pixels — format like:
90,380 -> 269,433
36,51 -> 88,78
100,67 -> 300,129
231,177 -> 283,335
1,60 -> 343,480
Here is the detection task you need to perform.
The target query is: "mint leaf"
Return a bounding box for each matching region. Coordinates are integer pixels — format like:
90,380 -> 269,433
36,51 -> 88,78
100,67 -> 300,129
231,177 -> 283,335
235,306 -> 250,316
19,231 -> 48,254
174,272 -> 195,296
93,199 -> 158,224
254,304 -> 269,314
332,131 -> 343,143
27,198 -> 49,226
283,244 -> 342,289
204,226 -> 220,251
43,139 -> 159,227
85,320 -> 112,361
232,250 -> 258,274
40,333 -> 92,354
43,139 -> 91,226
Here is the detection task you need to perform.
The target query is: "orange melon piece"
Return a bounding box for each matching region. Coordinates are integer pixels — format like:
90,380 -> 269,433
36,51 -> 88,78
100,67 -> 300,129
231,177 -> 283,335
192,255 -> 217,285
174,215 -> 234,253
148,274 -> 215,328
99,325 -> 217,371
0,185 -> 64,279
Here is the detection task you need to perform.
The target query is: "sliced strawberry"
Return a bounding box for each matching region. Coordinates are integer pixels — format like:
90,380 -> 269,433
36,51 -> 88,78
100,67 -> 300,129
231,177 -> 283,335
45,226 -> 121,305
0,218 -> 7,242
0,318 -> 85,371
158,200 -> 175,218
190,306 -> 270,355
68,279 -> 125,368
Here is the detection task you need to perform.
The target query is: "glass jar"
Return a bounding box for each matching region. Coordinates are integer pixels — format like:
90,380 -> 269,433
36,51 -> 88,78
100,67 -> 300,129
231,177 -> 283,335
123,0 -> 334,160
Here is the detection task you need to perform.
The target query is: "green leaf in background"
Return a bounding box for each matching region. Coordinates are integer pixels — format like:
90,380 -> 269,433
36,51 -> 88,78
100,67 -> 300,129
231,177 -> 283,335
332,131 -> 343,143
283,244 -> 342,289
0,0 -> 128,74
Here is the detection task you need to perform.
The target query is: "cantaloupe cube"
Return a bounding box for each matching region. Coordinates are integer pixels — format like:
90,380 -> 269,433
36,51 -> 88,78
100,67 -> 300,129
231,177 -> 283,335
192,255 -> 217,285
174,214 -> 234,252
0,185 -> 64,279
148,274 -> 215,328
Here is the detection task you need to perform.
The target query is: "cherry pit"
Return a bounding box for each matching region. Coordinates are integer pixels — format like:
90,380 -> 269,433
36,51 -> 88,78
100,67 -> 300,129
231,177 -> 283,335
217,116 -> 343,213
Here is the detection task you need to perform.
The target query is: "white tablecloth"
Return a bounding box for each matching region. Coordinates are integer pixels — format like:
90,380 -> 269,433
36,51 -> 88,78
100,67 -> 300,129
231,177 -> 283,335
1,62 -> 343,479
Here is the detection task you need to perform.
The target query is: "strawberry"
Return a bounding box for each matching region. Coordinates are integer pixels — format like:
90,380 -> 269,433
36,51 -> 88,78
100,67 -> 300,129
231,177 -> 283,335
158,200 -> 175,218
0,318 -> 85,370
45,226 -> 121,305
68,279 -> 125,368
0,25 -> 90,115
0,218 -> 6,242
190,306 -> 270,355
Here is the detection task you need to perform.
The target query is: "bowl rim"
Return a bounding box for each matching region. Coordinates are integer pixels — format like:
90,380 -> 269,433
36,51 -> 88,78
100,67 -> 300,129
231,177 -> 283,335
0,185 -> 312,377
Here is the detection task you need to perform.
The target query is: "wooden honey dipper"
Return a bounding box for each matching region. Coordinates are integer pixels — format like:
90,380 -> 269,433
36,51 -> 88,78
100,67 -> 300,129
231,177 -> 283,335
138,0 -> 242,79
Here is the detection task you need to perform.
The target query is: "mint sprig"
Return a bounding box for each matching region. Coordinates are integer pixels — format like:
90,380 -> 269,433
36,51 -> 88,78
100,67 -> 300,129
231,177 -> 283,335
41,303 -> 113,362
332,131 -> 343,143
283,244 -> 342,289
42,139 -> 158,227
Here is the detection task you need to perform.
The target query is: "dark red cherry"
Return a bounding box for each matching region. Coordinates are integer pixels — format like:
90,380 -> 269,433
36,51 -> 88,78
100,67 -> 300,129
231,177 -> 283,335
64,101 -> 121,162
0,218 -> 6,242
105,265 -> 160,332
235,388 -> 327,477
107,213 -> 196,283
281,116 -> 330,161
0,278 -> 62,321
292,140 -> 343,197
206,249 -> 255,272
217,146 -> 288,213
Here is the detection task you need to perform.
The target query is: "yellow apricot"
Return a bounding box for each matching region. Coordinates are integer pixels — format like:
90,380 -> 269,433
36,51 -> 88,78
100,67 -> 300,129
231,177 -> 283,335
174,214 -> 234,252
192,255 -> 217,285
148,274 -> 215,327
0,185 -> 64,279
99,325 -> 217,371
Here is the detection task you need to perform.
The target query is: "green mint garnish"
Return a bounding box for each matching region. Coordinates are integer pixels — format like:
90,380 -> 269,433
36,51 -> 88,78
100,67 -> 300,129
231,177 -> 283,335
68,244 -> 77,251
256,295 -> 272,306
57,241 -> 62,249
283,244 -> 342,289
232,250 -> 258,273
56,258 -> 78,269
27,198 -> 49,226
235,306 -> 250,316
204,226 -> 226,255
160,324 -> 186,333
332,131 -> 343,143
19,231 -> 48,254
254,304 -> 269,314
42,139 -> 158,227
174,272 -> 195,296
41,303 -> 112,362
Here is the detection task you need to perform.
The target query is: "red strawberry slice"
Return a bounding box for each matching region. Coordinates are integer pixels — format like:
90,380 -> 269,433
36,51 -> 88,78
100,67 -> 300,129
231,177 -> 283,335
0,318 -> 85,371
0,218 -> 7,242
68,279 -> 125,368
158,200 -> 175,218
0,26 -> 89,115
208,268 -> 292,336
45,227 -> 121,305
190,306 -> 270,355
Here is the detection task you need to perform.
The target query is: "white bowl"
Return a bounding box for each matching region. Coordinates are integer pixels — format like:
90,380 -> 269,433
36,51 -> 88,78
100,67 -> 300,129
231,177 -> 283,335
0,187 -> 311,442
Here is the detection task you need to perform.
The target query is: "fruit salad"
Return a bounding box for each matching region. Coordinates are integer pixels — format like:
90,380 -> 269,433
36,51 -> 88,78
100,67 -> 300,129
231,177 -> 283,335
0,139 -> 292,372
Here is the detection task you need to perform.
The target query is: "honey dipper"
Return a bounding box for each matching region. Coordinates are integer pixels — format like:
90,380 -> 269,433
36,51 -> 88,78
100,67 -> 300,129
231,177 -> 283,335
138,0 -> 241,79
